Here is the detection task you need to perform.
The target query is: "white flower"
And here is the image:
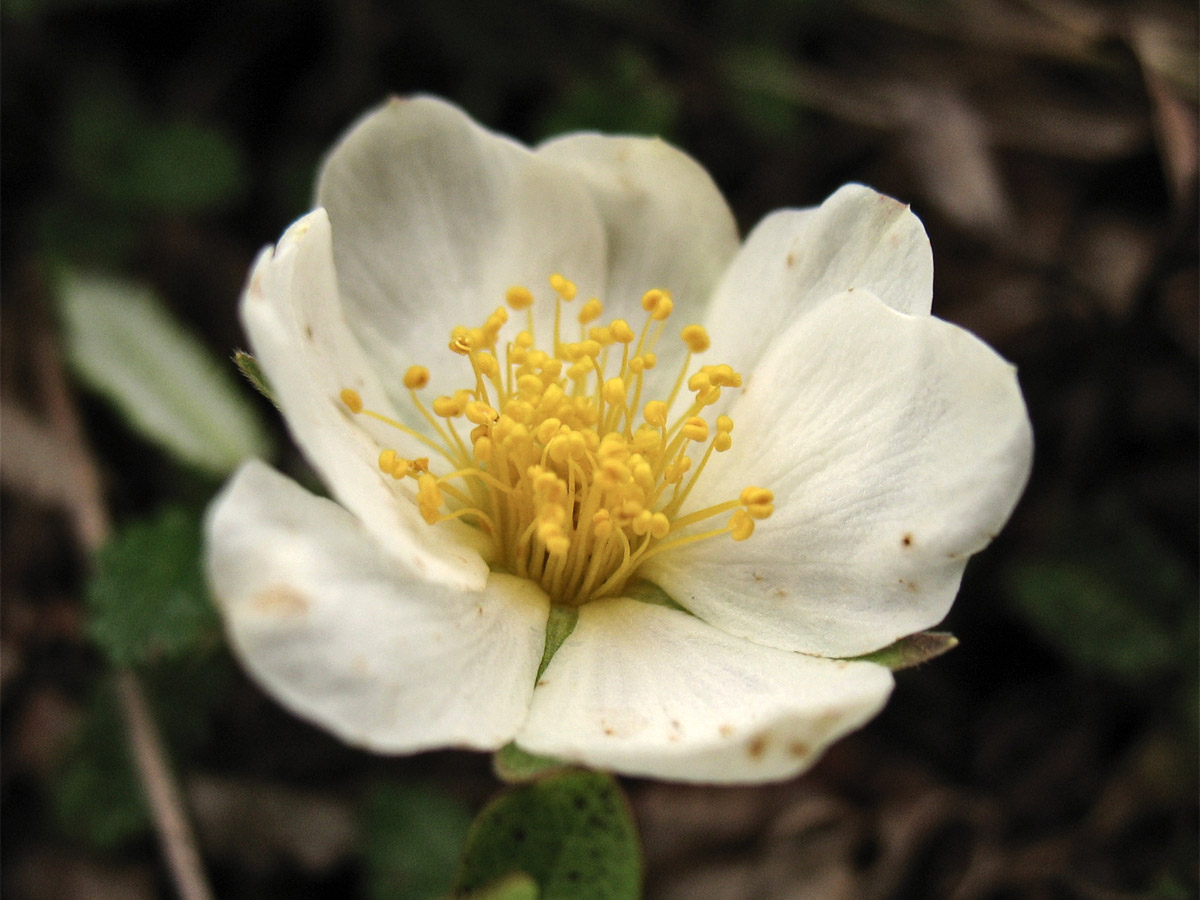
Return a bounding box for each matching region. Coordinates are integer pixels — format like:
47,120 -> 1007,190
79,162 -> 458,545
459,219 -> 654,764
205,96 -> 1032,784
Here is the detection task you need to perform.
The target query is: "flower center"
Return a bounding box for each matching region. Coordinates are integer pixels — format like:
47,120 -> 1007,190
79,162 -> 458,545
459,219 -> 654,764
341,274 -> 773,605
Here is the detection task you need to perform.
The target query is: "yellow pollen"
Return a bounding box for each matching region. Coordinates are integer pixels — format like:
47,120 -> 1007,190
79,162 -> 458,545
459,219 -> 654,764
340,275 -> 774,605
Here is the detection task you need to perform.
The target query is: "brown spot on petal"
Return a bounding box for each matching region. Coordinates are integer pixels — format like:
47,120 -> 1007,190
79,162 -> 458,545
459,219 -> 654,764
788,741 -> 811,758
253,585 -> 309,616
747,735 -> 768,759
719,724 -> 735,738
901,533 -> 914,548
773,588 -> 788,599
785,252 -> 795,267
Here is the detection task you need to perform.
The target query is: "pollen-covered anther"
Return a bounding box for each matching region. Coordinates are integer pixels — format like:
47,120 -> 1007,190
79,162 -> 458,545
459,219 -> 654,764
448,326 -> 473,355
465,401 -> 498,426
729,509 -> 755,541
602,378 -> 626,406
340,388 -> 364,413
610,319 -> 635,344
641,288 -> 673,320
506,286 -> 534,310
417,474 -> 443,525
643,401 -> 668,428
432,392 -> 469,418
403,366 -> 430,390
578,298 -> 603,324
681,324 -> 711,353
549,273 -> 577,302
740,486 -> 775,520
681,417 -> 709,442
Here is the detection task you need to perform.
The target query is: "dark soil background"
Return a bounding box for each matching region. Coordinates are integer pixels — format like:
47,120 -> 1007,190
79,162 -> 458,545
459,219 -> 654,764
2,1 -> 1197,898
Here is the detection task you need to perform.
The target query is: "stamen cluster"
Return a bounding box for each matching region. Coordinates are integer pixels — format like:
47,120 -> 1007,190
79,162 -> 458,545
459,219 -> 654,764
341,275 -> 773,605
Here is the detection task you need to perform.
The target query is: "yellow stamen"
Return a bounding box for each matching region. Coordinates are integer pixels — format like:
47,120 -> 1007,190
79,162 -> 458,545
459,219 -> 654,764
338,274 -> 773,605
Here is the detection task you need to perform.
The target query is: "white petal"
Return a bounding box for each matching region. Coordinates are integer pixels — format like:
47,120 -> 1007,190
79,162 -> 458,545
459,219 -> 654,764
702,185 -> 934,382
206,460 -> 549,753
315,96 -> 609,403
643,290 -> 1032,658
536,133 -> 740,320
242,210 -> 491,588
516,598 -> 892,783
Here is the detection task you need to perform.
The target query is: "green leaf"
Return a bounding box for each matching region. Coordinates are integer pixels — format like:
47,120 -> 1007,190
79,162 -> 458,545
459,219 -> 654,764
851,631 -> 959,670
87,506 -> 219,666
451,771 -> 642,900
59,272 -> 273,476
364,783 -> 474,900
462,873 -> 540,900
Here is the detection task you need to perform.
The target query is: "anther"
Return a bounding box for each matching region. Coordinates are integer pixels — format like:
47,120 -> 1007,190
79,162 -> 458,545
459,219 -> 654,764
403,366 -> 430,390
643,401 -> 667,427
579,298 -> 603,324
549,273 -> 577,301
610,320 -> 635,344
682,417 -> 709,442
506,286 -> 534,310
340,388 -> 364,413
681,325 -> 710,352
730,509 -> 755,541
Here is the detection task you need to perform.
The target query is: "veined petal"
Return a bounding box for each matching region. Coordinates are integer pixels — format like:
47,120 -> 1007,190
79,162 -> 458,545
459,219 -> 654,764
643,290 -> 1032,658
315,96 -> 609,403
702,185 -> 934,383
516,598 -> 893,783
535,133 -> 740,321
242,210 -> 491,587
206,460 -> 549,753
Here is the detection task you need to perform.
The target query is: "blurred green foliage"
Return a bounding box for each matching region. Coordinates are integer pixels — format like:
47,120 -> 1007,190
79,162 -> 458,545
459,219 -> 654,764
1006,499 -> 1196,688
364,783 -> 474,900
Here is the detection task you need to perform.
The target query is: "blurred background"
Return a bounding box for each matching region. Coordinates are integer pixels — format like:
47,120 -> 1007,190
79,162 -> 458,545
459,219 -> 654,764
2,0 -> 1196,898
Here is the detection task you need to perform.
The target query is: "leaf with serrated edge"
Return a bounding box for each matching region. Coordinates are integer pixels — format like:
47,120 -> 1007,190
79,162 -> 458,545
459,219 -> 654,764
60,272 -> 272,476
850,631 -> 958,670
87,507 -> 219,666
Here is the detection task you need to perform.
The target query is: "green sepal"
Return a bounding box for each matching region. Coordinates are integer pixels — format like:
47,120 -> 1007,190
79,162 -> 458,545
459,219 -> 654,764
451,770 -> 641,900
850,631 -> 958,670
537,604 -> 578,680
620,578 -> 688,612
233,349 -> 278,408
492,743 -> 571,784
